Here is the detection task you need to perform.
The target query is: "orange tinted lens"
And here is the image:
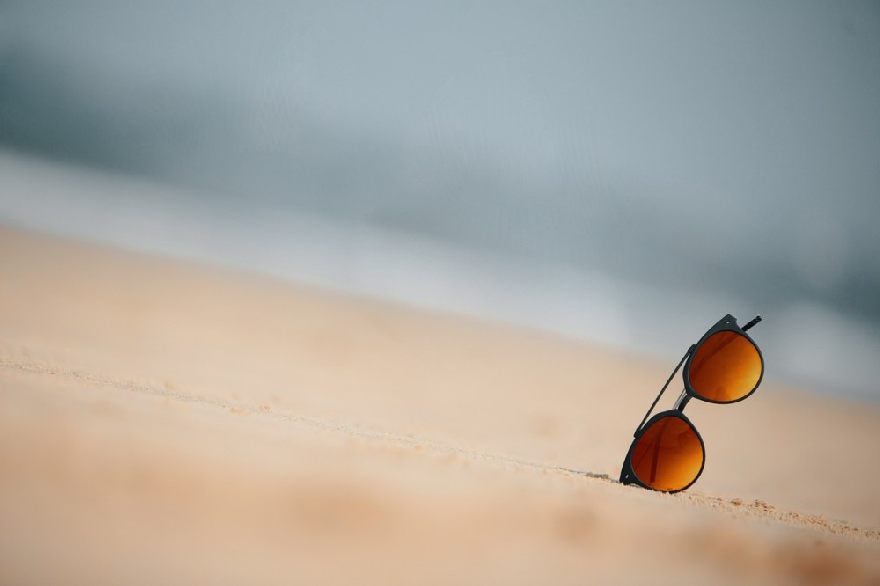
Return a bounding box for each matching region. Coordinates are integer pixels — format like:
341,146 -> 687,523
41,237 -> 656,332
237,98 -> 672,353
688,331 -> 762,402
630,415 -> 704,491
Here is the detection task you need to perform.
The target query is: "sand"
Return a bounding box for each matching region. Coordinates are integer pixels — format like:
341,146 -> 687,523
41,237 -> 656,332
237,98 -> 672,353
1,226 -> 878,585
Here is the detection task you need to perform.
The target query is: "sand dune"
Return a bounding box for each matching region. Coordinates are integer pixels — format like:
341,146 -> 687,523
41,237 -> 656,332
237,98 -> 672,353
1,226 -> 878,585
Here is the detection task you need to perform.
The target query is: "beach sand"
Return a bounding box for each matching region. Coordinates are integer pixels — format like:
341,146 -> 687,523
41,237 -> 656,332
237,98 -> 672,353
1,226 -> 878,585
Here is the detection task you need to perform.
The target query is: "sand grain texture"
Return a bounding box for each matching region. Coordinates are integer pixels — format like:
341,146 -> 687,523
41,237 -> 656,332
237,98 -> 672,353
0,227 -> 878,585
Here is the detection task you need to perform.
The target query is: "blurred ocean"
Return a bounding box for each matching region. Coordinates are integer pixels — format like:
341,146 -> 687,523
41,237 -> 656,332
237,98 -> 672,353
1,1 -> 879,398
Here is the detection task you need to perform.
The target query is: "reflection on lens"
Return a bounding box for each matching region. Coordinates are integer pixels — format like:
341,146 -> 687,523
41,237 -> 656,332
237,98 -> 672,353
630,415 -> 703,492
688,331 -> 763,402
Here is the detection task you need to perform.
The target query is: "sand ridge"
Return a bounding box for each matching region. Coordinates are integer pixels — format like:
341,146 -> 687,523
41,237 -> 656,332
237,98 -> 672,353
1,351 -> 877,545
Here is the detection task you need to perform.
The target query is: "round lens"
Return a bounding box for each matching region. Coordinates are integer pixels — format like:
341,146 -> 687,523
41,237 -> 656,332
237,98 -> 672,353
630,415 -> 704,492
688,331 -> 763,403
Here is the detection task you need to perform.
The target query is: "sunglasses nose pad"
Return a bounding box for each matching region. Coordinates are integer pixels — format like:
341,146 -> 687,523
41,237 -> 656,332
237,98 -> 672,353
627,414 -> 704,492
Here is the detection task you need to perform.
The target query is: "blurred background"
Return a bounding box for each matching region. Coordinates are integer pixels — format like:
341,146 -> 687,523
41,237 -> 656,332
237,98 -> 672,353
1,0 -> 879,398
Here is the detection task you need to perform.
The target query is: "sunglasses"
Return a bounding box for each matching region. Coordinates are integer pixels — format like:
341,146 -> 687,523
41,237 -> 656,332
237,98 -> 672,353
619,314 -> 764,492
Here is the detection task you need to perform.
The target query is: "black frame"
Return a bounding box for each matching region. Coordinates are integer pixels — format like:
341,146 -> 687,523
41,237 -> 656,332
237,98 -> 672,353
618,314 -> 763,493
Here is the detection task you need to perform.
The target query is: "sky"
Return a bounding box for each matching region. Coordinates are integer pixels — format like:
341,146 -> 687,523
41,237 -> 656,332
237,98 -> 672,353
1,0 -> 879,397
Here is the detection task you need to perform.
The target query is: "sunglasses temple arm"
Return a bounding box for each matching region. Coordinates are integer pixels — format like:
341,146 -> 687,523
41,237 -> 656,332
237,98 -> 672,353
632,346 -> 693,437
742,315 -> 762,332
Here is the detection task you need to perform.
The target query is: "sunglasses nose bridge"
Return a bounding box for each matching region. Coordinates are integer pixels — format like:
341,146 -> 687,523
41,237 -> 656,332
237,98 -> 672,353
673,388 -> 691,411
